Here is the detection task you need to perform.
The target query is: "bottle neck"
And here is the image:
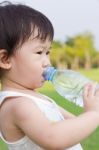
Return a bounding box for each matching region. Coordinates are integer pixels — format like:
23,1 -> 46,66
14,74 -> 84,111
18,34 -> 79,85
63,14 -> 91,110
48,69 -> 57,81
43,67 -> 56,81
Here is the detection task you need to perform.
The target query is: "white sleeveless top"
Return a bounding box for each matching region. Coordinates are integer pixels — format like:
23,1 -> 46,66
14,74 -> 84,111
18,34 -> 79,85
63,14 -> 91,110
0,91 -> 83,150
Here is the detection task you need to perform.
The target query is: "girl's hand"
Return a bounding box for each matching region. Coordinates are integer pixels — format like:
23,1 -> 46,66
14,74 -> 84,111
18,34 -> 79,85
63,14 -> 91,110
83,82 -> 99,113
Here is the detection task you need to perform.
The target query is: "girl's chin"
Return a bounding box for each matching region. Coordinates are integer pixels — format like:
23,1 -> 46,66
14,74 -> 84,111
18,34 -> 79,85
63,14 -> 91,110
40,81 -> 45,86
35,82 -> 45,89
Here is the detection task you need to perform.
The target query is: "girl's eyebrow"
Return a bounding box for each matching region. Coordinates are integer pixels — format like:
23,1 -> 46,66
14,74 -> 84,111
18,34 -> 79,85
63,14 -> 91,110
45,46 -> 52,50
45,46 -> 52,52
36,45 -> 52,50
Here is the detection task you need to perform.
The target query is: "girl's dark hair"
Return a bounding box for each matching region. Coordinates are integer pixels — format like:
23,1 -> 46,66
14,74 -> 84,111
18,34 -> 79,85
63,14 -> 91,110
0,1 -> 54,56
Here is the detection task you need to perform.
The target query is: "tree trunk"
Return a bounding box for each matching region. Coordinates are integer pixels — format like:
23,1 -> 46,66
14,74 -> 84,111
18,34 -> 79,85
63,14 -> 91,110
84,50 -> 91,70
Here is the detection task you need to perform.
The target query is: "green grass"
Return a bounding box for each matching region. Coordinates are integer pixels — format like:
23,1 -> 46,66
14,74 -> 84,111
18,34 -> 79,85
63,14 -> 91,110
79,68 -> 99,82
0,140 -> 8,150
0,68 -> 99,150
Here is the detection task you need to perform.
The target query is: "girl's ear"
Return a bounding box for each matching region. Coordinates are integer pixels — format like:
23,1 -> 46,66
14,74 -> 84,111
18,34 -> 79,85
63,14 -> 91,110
0,49 -> 12,69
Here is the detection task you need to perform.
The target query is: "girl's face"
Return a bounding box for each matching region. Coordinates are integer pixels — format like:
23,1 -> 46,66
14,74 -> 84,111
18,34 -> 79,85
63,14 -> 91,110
7,38 -> 52,90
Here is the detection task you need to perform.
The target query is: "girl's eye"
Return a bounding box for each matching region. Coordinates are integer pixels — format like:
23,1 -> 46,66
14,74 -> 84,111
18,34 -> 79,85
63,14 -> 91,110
36,51 -> 42,55
36,51 -> 50,55
46,51 -> 50,55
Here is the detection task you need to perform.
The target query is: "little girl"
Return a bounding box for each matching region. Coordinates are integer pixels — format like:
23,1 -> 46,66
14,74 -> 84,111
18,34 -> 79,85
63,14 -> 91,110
0,1 -> 99,150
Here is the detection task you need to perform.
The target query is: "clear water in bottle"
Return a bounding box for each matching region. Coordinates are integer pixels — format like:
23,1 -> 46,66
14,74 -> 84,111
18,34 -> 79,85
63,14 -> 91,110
43,66 -> 93,107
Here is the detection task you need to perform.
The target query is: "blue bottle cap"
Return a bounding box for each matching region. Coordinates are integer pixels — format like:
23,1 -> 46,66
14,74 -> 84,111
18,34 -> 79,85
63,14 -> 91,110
43,66 -> 56,81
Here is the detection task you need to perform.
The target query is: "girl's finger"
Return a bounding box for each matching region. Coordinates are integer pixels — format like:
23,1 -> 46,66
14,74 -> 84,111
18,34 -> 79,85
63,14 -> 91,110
88,82 -> 97,97
83,83 -> 91,100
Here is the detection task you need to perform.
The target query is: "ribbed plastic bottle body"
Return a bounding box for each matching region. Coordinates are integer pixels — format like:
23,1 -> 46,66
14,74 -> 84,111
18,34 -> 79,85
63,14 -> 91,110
52,70 -> 92,107
43,67 -> 93,107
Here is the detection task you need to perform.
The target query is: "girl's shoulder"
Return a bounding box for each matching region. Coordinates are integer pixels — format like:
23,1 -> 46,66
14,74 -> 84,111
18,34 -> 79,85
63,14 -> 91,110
0,95 -> 37,124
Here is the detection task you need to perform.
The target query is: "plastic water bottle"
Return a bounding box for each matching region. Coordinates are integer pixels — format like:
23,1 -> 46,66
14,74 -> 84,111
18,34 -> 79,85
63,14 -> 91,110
43,66 -> 96,107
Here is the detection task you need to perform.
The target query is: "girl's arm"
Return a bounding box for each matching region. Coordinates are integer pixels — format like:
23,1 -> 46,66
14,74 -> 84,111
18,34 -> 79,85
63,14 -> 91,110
58,106 -> 76,119
13,83 -> 99,150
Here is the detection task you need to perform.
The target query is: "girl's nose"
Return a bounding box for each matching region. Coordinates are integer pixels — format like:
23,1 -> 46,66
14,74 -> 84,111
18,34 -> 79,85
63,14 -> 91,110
42,55 -> 51,67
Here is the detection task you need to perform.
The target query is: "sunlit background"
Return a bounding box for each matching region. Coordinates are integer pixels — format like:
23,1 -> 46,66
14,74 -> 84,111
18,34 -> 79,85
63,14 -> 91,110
5,0 -> 99,50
